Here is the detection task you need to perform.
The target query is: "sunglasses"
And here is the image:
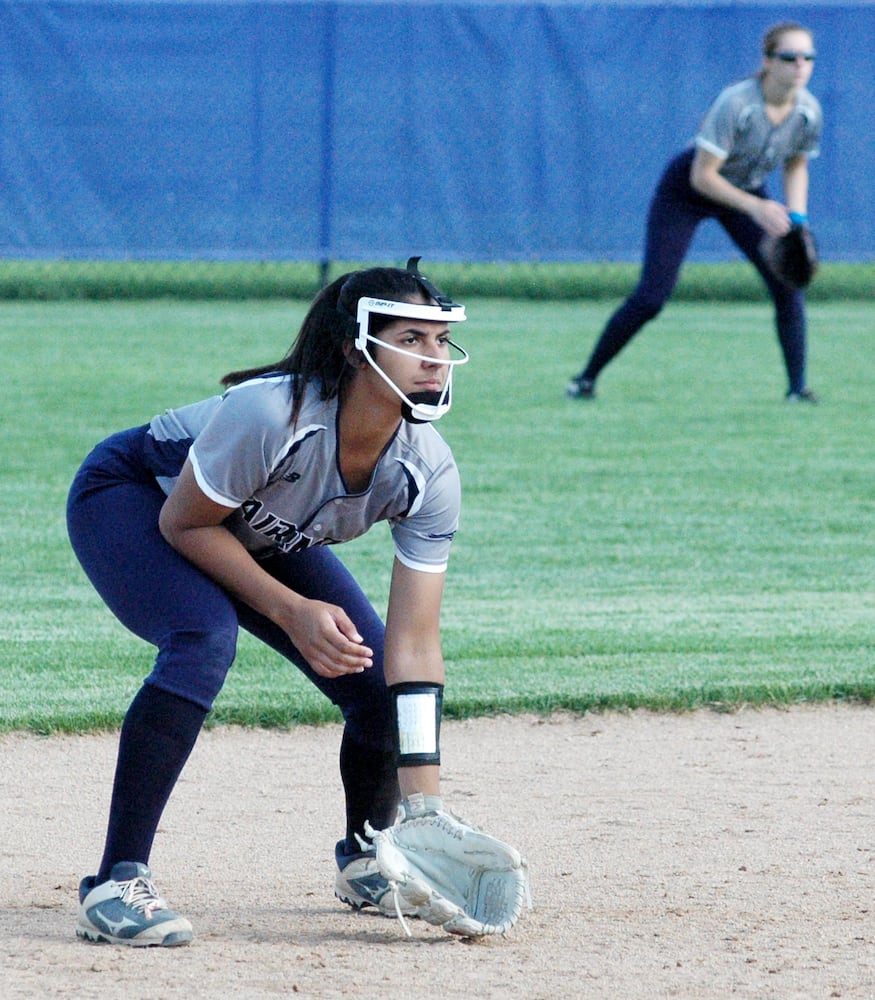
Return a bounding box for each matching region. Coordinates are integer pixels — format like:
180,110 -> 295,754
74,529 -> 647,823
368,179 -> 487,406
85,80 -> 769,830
772,50 -> 816,63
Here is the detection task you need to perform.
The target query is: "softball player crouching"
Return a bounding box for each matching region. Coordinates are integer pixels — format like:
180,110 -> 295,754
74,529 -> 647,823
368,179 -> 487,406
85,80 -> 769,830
67,259 -> 469,946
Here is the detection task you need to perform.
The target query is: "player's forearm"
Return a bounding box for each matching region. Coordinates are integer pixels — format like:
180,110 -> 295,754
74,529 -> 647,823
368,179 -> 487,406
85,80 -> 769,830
383,560 -> 447,794
783,158 -> 810,215
383,641 -> 445,687
160,518 -> 303,623
384,641 -> 445,797
690,162 -> 761,215
383,561 -> 446,687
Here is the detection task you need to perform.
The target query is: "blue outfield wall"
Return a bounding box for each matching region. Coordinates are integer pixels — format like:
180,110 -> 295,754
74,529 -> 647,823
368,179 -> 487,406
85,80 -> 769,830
0,1 -> 872,263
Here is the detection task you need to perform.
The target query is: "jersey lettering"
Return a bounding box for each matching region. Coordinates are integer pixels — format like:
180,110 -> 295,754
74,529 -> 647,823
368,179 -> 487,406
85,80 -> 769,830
240,498 -> 315,552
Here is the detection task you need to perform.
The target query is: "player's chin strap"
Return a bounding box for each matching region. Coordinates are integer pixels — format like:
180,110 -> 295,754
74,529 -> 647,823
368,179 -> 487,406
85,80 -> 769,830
353,259 -> 468,423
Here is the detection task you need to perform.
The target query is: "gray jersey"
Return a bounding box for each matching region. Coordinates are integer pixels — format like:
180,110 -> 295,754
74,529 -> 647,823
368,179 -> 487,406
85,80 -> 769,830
694,77 -> 821,191
146,375 -> 460,573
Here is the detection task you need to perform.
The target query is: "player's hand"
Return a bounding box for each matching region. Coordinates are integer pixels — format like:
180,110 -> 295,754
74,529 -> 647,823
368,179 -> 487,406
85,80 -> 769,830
750,198 -> 792,238
279,598 -> 374,678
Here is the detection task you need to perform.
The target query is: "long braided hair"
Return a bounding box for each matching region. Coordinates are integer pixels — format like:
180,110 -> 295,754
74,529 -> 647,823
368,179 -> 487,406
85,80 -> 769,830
221,264 -> 441,425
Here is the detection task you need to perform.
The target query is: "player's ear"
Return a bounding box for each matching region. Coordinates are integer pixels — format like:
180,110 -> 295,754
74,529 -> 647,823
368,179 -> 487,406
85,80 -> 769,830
342,340 -> 366,369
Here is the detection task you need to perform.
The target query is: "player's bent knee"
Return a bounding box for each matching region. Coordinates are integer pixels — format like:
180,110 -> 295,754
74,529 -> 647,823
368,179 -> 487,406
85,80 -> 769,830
628,295 -> 666,324
149,627 -> 239,711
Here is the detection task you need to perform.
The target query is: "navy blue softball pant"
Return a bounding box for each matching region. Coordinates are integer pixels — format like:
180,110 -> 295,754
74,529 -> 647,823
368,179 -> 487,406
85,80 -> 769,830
66,426 -> 394,750
582,148 -> 808,394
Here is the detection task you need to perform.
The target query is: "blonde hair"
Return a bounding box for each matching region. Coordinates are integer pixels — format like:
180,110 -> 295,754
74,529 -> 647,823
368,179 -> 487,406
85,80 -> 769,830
762,21 -> 813,58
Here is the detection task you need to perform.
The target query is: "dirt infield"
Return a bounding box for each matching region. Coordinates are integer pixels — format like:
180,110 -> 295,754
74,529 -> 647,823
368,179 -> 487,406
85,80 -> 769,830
2,704 -> 873,999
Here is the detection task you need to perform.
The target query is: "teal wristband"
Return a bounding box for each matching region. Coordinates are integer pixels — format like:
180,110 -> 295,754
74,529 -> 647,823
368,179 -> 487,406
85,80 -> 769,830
789,212 -> 808,226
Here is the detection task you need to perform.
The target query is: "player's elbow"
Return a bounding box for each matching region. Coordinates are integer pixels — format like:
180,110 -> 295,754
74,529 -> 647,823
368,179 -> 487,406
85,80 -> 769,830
689,162 -> 710,198
158,501 -> 185,550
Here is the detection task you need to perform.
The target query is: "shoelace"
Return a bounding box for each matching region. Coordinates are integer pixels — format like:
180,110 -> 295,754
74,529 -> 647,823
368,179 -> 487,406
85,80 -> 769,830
118,876 -> 168,913
387,880 -> 412,938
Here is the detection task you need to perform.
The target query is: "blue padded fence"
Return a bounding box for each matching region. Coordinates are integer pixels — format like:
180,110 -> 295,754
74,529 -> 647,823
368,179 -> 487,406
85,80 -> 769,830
0,1 -> 871,262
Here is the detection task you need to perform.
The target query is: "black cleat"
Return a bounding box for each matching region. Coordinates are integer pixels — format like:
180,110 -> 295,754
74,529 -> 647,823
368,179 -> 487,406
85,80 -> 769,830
565,375 -> 596,400
785,388 -> 819,404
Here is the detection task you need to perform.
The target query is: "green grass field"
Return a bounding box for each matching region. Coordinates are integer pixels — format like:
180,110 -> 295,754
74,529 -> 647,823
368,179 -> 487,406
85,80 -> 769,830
3,296 -> 873,733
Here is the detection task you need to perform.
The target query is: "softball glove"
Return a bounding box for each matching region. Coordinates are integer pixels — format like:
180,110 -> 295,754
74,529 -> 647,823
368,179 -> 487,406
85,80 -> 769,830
760,223 -> 819,290
364,793 -> 530,938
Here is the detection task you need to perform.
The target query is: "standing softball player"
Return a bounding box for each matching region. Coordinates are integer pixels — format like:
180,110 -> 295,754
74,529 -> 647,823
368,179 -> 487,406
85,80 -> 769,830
66,260 -> 471,946
566,21 -> 822,403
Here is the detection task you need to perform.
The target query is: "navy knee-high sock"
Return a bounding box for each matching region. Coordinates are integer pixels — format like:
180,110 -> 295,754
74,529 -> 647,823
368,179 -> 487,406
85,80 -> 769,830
775,299 -> 807,394
97,685 -> 207,882
339,730 -> 400,854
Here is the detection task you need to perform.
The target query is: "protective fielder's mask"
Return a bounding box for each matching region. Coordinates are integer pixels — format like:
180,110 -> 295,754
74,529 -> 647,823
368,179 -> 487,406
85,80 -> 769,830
354,257 -> 469,423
